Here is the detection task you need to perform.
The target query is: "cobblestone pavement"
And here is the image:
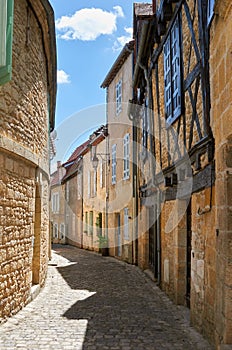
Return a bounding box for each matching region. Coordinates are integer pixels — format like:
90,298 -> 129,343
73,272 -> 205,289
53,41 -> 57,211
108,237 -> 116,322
0,245 -> 214,350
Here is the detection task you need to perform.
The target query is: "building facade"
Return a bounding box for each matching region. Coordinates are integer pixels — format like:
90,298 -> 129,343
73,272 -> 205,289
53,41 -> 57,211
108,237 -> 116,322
101,41 -> 134,263
82,126 -> 108,252
130,0 -> 232,347
0,0 -> 56,321
50,161 -> 66,244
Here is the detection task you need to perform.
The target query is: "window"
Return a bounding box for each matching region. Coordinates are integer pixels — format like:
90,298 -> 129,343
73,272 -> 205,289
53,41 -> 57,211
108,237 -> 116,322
112,144 -> 116,184
60,223 -> 65,240
66,182 -> 70,202
164,16 -> 182,124
93,170 -> 97,197
77,173 -> 82,200
116,80 -> 122,115
123,134 -> 130,180
124,208 -> 129,240
207,0 -> 215,25
52,192 -> 59,213
0,0 -> 14,85
100,159 -> 105,188
53,223 -> 58,238
89,211 -> 93,235
88,171 -> 91,198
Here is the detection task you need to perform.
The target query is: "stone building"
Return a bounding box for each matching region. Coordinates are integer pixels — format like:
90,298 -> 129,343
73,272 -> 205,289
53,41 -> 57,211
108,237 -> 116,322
82,126 -> 108,252
61,140 -> 89,248
130,0 -> 232,347
59,126 -> 108,252
0,0 -> 56,321
101,41 -> 135,262
50,162 -> 65,244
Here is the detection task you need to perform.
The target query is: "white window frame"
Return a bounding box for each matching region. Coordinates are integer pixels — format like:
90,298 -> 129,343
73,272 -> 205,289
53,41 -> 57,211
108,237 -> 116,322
164,15 -> 182,124
124,208 -> 129,240
53,223 -> 58,238
116,80 -> 122,115
112,144 -> 116,184
207,0 -> 215,25
123,134 -> 130,180
66,182 -> 70,202
52,192 -> 59,213
100,159 -> 104,188
93,169 -> 97,197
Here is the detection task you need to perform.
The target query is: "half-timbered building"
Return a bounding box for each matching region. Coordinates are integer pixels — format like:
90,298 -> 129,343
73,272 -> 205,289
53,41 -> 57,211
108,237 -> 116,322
130,0 -> 232,346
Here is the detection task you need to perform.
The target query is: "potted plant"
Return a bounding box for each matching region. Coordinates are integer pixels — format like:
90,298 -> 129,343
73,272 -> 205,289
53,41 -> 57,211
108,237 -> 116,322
96,235 -> 109,256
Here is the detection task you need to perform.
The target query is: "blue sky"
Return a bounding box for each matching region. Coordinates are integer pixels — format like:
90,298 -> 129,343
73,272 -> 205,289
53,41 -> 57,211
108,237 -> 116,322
49,0 -> 149,170
49,0 -> 147,127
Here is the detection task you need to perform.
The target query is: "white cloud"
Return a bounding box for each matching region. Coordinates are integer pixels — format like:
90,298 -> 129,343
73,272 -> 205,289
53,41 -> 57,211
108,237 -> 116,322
113,6 -> 124,18
113,27 -> 133,52
56,7 -> 124,41
57,70 -> 71,84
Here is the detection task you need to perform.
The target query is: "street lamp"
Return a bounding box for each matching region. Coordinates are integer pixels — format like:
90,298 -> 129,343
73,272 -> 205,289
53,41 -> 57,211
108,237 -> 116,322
92,154 -> 99,170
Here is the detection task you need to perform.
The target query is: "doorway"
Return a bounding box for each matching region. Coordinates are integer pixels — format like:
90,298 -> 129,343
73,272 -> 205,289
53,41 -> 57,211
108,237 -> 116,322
149,206 -> 159,279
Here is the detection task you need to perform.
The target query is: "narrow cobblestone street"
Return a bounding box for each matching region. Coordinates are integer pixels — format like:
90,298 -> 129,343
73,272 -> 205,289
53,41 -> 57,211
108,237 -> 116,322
0,245 -> 213,350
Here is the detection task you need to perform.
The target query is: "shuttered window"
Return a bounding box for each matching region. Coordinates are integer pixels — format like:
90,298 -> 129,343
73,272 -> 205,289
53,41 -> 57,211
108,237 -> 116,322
164,16 -> 182,124
0,0 -> 14,85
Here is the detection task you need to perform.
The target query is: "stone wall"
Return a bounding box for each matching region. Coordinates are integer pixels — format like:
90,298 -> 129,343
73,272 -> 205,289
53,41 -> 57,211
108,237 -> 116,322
0,0 -> 52,321
0,152 -> 36,319
210,1 -> 232,345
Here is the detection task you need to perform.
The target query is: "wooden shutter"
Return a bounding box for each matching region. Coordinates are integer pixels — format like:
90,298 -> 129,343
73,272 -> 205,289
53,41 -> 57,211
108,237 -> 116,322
0,0 -> 14,85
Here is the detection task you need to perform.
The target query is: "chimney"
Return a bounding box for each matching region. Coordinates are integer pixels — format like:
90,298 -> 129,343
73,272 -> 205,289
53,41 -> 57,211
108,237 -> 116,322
57,161 -> 65,182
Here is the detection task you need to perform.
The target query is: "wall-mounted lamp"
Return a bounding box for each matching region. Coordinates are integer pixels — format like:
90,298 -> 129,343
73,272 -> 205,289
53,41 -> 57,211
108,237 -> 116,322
90,146 -> 110,170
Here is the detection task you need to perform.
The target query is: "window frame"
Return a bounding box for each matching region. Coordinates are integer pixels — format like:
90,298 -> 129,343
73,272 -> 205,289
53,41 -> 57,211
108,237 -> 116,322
52,192 -> 59,213
93,169 -> 97,197
123,134 -> 130,180
88,170 -> 91,198
65,182 -> 70,202
0,0 -> 14,85
116,79 -> 122,115
163,15 -> 182,125
53,223 -> 58,238
112,144 -> 117,184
